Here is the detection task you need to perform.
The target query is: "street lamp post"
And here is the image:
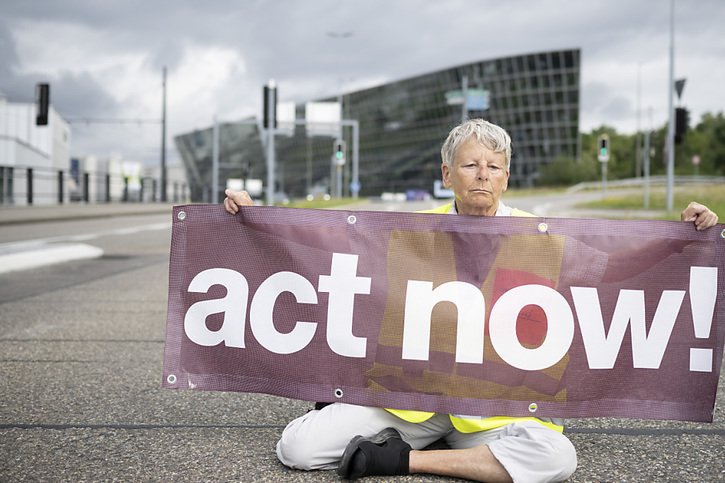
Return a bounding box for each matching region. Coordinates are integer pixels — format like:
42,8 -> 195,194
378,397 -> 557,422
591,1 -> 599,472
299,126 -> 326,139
665,0 -> 676,213
160,66 -> 168,202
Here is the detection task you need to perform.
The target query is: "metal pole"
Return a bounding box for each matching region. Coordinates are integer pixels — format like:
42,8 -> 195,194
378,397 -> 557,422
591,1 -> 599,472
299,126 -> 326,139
336,165 -> 342,198
635,63 -> 642,178
338,87 -> 346,197
266,80 -> 276,206
338,91 -> 344,141
212,115 -> 219,203
351,120 -> 359,199
643,130 -> 651,209
665,0 -> 675,212
161,66 -> 168,202
461,75 -> 468,122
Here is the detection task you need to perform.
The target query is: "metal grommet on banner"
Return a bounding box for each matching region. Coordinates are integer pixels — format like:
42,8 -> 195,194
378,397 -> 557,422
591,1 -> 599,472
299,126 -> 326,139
528,402 -> 538,413
177,211 -> 186,221
166,374 -> 177,385
347,215 -> 357,225
721,228 -> 725,239
334,388 -> 344,398
537,222 -> 548,233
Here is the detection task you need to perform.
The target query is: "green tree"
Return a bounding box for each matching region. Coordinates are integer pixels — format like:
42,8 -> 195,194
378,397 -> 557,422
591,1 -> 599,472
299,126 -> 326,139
689,112 -> 725,175
538,155 -> 598,186
537,111 -> 725,187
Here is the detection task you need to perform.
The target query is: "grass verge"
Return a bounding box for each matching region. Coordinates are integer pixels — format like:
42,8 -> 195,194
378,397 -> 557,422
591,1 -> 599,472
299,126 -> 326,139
578,185 -> 724,220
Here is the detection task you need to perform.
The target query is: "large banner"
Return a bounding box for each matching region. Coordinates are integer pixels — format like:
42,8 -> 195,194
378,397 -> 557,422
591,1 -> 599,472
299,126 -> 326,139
162,204 -> 725,422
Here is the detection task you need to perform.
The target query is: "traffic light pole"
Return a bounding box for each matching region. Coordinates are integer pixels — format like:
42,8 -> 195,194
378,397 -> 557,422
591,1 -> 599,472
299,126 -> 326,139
257,99 -> 360,203
333,120 -> 360,199
597,134 -> 609,199
266,81 -> 277,206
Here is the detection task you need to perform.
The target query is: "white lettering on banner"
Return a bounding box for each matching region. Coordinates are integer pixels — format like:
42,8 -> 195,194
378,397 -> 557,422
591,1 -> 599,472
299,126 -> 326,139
185,268 -> 248,348
489,285 -> 574,371
183,253 -> 371,356
689,266 -> 718,372
571,288 -> 684,369
250,271 -> 318,354
318,253 -> 371,357
402,281 -> 486,363
182,252 -> 718,372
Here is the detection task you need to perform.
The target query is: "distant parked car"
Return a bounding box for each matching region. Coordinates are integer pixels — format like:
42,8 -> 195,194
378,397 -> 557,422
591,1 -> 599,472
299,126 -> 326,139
405,189 -> 431,201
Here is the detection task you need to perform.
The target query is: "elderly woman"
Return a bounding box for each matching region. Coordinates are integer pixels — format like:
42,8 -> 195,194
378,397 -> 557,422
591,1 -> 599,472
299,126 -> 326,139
224,119 -> 718,483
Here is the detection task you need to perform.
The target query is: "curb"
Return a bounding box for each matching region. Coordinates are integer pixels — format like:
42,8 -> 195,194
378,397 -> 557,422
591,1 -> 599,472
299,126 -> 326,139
0,204 -> 177,226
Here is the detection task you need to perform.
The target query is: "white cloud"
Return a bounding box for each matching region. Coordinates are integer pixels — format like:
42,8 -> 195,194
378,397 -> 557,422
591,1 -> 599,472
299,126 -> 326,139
170,45 -> 249,122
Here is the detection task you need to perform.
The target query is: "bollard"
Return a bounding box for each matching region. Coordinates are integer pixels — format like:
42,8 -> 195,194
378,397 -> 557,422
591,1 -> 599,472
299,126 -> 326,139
58,170 -> 64,204
83,172 -> 89,203
27,168 -> 33,205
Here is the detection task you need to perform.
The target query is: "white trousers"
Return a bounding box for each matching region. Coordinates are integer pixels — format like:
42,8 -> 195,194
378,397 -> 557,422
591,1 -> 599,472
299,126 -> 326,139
276,403 -> 577,483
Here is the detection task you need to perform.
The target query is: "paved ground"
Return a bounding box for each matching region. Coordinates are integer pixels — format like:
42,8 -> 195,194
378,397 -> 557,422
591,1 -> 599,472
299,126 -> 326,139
1,200 -> 723,482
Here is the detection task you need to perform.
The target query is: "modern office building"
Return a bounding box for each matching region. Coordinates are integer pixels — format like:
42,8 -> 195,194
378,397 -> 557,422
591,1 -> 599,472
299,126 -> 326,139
175,48 -> 581,201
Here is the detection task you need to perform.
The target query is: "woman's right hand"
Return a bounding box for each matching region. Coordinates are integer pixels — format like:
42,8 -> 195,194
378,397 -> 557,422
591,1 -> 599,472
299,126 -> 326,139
223,189 -> 254,214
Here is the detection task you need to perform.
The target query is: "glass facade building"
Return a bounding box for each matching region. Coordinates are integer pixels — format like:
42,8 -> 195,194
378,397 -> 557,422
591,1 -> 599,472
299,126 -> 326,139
175,48 -> 580,202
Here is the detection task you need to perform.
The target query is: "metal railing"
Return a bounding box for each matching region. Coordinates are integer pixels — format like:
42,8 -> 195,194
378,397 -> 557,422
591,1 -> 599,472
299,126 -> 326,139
0,164 -> 189,206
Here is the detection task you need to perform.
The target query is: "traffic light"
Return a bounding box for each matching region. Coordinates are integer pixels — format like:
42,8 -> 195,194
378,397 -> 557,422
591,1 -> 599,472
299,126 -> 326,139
597,134 -> 610,162
334,140 -> 346,165
675,107 -> 689,144
36,83 -> 49,126
263,84 -> 277,129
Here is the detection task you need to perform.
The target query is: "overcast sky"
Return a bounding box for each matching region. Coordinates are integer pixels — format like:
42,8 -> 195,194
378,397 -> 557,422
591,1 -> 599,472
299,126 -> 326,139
1,0 -> 724,166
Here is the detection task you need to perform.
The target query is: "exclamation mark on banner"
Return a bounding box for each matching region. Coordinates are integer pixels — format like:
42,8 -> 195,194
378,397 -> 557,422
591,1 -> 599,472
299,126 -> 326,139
689,266 -> 717,372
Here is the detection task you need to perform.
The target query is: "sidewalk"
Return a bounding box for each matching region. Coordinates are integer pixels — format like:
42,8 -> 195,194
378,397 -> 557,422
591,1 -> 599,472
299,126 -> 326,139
0,202 -> 178,225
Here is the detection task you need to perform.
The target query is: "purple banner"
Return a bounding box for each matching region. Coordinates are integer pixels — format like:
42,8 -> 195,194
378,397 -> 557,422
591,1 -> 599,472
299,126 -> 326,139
162,204 -> 725,422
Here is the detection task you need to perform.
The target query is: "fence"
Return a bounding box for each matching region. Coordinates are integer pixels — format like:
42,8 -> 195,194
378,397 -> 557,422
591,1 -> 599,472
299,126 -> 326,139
0,165 -> 189,206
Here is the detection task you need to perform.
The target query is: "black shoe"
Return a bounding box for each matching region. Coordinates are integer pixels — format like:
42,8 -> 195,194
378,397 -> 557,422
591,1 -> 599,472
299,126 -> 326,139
337,427 -> 411,480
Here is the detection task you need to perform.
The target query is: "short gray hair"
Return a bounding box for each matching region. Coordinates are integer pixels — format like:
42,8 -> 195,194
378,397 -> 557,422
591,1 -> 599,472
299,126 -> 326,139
440,118 -> 511,169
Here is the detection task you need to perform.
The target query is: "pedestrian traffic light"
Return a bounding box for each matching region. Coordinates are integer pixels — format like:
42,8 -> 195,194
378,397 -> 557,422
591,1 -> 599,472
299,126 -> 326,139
334,140 -> 346,165
35,83 -> 49,126
263,83 -> 277,129
675,107 -> 689,144
597,134 -> 610,162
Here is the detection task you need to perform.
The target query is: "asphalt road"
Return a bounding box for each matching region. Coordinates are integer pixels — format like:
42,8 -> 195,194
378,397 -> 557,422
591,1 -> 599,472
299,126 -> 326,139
1,201 -> 723,482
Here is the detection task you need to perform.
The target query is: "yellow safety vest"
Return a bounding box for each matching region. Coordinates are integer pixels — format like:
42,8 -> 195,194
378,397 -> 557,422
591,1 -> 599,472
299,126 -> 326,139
385,201 -> 564,433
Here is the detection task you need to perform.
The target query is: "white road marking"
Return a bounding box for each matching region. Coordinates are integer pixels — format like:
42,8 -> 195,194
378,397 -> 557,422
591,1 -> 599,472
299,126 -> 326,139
0,222 -> 170,274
